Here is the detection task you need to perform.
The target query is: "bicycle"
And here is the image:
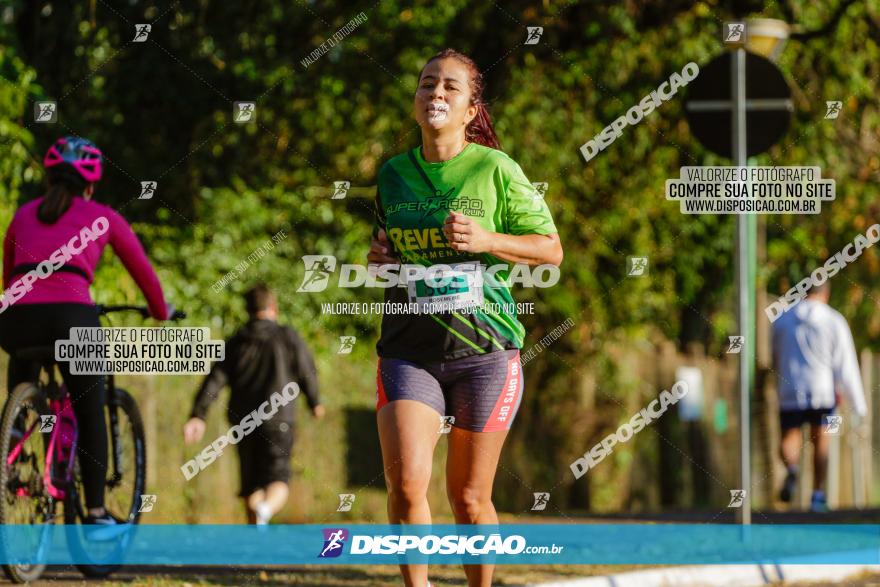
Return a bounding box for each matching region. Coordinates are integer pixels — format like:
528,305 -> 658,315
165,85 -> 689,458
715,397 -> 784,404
0,304 -> 185,582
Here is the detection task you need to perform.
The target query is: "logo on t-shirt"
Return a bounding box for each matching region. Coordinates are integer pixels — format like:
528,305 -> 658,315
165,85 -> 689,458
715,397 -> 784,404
385,188 -> 485,221
419,189 -> 455,222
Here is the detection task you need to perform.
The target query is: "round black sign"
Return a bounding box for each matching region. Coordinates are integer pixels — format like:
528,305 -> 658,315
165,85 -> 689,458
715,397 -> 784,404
685,51 -> 792,158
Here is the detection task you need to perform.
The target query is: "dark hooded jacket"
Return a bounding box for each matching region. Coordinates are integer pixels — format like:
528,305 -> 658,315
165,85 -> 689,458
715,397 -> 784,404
190,319 -> 320,427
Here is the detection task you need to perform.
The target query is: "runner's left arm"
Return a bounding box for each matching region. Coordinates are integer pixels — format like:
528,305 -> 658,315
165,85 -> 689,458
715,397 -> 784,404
832,317 -> 867,417
445,159 -> 562,265
462,224 -> 562,266
287,328 -> 321,409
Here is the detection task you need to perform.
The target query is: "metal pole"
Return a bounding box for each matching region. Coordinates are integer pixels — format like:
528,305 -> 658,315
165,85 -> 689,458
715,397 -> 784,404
732,47 -> 752,525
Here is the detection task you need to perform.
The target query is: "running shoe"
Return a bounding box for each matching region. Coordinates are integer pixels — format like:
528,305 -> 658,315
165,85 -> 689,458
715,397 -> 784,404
779,470 -> 797,503
83,512 -> 131,541
810,490 -> 829,513
255,502 -> 273,526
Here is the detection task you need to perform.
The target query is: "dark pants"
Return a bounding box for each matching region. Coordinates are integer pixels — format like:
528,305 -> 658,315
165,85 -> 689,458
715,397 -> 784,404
0,303 -> 107,509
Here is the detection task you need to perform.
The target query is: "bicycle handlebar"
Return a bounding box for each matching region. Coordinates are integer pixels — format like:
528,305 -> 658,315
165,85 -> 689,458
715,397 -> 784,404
95,304 -> 187,320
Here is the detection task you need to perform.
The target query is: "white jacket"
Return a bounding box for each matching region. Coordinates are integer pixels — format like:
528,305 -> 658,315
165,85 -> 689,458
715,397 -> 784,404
772,300 -> 867,416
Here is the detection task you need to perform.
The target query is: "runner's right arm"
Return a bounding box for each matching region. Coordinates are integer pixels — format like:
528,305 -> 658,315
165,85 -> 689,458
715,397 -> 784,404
367,180 -> 398,265
190,349 -> 230,420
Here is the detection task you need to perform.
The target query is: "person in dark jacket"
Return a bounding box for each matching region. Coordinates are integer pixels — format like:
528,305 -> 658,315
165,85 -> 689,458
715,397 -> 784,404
183,283 -> 324,524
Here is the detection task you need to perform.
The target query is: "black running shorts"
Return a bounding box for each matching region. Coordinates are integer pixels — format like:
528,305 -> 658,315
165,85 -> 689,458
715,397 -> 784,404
236,424 -> 293,497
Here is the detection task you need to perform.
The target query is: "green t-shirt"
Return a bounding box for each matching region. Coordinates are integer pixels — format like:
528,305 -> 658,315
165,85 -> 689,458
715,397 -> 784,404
373,142 -> 557,361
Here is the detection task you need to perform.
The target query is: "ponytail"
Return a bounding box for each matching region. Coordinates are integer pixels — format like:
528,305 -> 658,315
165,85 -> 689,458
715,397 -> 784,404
38,169 -> 87,224
467,103 -> 501,150
422,48 -> 502,151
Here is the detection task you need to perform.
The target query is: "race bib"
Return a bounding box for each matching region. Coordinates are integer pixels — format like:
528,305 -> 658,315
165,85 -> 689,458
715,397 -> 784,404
406,262 -> 484,313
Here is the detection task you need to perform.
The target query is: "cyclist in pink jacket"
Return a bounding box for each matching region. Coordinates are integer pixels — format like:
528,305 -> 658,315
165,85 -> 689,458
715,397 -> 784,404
0,136 -> 170,529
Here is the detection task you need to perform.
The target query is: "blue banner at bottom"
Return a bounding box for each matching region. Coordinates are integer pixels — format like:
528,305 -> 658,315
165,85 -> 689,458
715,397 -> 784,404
0,524 -> 877,565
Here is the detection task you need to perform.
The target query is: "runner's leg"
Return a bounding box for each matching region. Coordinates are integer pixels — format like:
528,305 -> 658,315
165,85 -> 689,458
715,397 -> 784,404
261,425 -> 293,516
243,496 -> 259,524
443,350 -> 522,587
810,423 -> 830,493
378,400 -> 441,587
261,481 -> 289,516
246,488 -> 267,516
446,427 -> 509,587
780,426 -> 802,468
238,436 -> 261,523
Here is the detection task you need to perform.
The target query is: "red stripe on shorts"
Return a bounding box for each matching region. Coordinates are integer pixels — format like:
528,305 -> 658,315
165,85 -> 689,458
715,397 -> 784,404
482,353 -> 522,432
376,359 -> 389,411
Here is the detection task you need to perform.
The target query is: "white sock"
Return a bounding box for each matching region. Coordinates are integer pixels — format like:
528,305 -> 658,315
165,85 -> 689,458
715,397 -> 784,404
255,502 -> 273,525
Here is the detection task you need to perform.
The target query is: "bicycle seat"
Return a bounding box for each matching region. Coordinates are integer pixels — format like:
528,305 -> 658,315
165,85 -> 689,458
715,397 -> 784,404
14,346 -> 57,363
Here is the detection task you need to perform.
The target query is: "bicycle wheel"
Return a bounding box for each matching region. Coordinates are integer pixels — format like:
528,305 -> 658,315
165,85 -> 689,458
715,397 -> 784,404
64,388 -> 145,578
0,383 -> 54,583
102,388 -> 146,524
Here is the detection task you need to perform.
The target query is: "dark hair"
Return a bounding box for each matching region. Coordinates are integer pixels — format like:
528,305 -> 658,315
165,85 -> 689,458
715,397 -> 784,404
421,49 -> 501,150
37,167 -> 88,224
245,283 -> 276,316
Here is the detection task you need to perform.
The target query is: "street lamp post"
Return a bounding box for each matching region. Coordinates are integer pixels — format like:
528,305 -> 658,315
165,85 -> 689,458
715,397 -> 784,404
734,18 -> 790,525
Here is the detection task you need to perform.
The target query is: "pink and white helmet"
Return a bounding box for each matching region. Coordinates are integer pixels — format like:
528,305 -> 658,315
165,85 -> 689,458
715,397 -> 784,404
43,136 -> 103,183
